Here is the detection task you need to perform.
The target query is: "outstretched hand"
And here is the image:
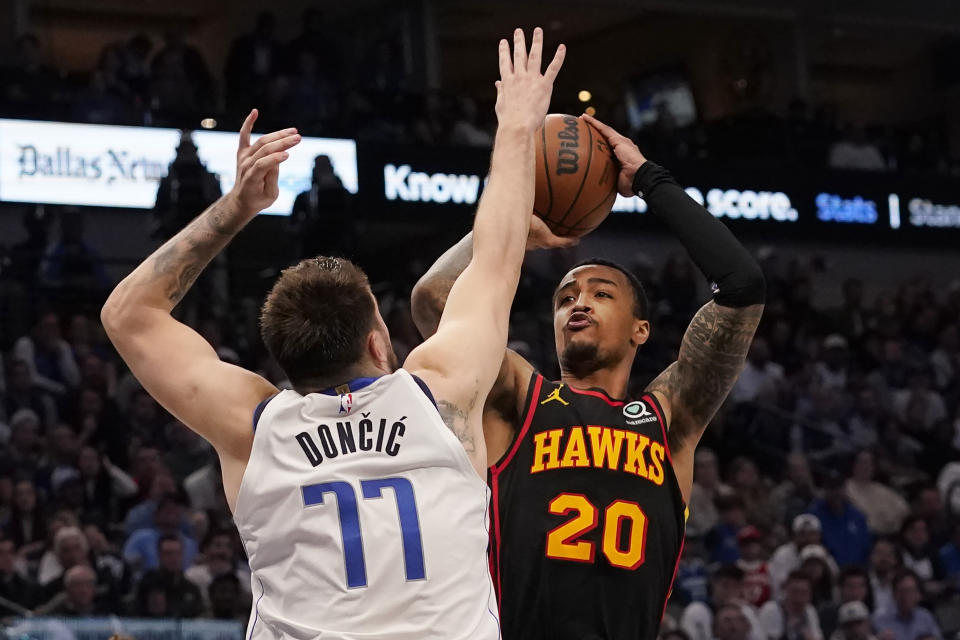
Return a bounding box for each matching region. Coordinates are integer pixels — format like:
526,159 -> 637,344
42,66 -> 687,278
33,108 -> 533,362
527,215 -> 578,251
495,27 -> 566,133
581,113 -> 647,197
230,109 -> 301,215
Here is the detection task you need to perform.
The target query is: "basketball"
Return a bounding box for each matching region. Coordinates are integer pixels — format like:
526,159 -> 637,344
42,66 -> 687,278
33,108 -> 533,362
534,114 -> 619,237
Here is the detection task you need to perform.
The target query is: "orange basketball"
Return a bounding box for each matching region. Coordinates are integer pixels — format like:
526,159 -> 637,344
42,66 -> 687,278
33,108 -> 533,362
534,114 -> 619,237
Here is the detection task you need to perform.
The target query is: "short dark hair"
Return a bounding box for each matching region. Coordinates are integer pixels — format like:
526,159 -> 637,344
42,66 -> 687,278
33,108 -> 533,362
893,569 -> 920,590
713,564 -> 745,582
838,565 -> 868,585
567,258 -> 649,319
785,569 -> 812,587
260,257 -> 376,387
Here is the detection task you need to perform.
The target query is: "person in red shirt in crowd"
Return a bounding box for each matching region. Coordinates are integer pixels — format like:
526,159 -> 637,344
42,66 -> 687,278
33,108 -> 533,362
737,526 -> 772,607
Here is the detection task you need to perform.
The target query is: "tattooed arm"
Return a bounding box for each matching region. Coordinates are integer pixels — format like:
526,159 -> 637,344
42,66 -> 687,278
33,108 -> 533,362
101,111 -> 299,500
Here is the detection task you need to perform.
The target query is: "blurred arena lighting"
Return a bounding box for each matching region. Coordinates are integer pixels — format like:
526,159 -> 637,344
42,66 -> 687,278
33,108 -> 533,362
200,118 -> 217,129
584,106 -> 596,116
578,90 -> 592,102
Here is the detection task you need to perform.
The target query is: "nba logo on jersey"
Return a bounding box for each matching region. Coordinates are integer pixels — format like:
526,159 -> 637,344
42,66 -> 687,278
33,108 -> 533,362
339,393 -> 353,414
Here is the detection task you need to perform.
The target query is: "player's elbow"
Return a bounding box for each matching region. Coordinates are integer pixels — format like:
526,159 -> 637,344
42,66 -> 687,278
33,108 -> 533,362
100,282 -> 141,337
714,264 -> 766,308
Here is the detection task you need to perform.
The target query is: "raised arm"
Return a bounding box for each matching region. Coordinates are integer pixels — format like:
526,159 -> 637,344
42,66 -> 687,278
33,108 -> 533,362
405,28 -> 565,476
101,110 -> 300,506
584,114 -> 765,499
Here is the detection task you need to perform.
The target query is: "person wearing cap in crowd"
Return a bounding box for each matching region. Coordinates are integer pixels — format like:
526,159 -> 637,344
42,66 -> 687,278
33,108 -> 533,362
818,566 -> 874,639
798,544 -> 839,608
814,334 -> 850,391
808,472 -> 872,567
737,526 -> 773,607
844,450 -> 909,536
872,570 -> 942,640
770,514 -> 823,600
758,570 -> 824,640
829,601 -> 876,640
680,565 -> 765,640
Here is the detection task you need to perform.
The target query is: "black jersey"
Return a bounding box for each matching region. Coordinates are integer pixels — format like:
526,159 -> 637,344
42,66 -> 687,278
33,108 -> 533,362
489,374 -> 686,640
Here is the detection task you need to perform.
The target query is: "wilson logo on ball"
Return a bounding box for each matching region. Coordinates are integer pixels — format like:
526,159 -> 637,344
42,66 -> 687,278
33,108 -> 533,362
556,115 -> 581,175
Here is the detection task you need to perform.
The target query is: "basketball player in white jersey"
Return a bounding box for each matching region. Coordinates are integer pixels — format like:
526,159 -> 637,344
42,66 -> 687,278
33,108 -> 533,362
101,28 -> 565,640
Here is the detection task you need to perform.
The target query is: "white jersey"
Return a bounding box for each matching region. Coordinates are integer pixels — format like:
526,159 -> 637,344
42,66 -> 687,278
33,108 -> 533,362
234,369 -> 500,640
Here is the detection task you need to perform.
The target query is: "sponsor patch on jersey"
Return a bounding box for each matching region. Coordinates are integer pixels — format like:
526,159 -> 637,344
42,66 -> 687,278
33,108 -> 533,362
623,400 -> 657,426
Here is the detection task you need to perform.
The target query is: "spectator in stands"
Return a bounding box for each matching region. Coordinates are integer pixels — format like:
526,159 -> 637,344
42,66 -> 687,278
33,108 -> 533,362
868,538 -> 901,615
929,325 -> 958,391
892,367 -> 947,432
290,155 -> 355,261
799,544 -> 838,608
938,521 -> 960,592
36,564 -> 105,617
687,448 -> 728,537
208,573 -> 247,622
808,472 -> 872,567
681,565 -> 764,640
12,313 -> 81,396
728,457 -> 774,529
37,524 -> 89,591
136,535 -> 203,618
814,334 -> 849,391
674,537 -> 710,605
830,601 -> 876,640
149,31 -> 214,125
898,516 -> 945,598
714,603 -> 754,640
828,125 -> 886,171
6,479 -> 47,561
844,450 -> 909,535
708,495 -> 748,565
759,570 -> 824,640
847,389 -> 882,451
1,34 -> 62,120
225,12 -> 281,109
77,446 -> 138,528
769,514 -> 822,599
185,529 -> 250,613
123,493 -> 198,574
818,566 -> 873,639
41,208 -> 111,310
4,360 -> 57,429
0,534 -> 38,617
118,33 -> 152,103
737,527 -> 772,608
731,338 -> 785,404
768,453 -> 820,530
827,278 -> 867,341
83,524 -> 129,598
911,485 -> 950,546
3,409 -> 44,475
872,570 -> 942,640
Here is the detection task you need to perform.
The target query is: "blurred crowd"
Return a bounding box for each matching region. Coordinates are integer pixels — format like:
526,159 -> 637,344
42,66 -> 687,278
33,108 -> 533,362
0,192 -> 959,639
1,10 -> 958,177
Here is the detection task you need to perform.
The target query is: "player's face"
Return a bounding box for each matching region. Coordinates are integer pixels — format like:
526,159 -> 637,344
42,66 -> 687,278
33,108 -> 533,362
552,265 -> 649,376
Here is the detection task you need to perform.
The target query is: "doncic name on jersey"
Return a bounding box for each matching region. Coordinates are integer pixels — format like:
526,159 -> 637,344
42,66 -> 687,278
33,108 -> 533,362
295,406 -> 408,466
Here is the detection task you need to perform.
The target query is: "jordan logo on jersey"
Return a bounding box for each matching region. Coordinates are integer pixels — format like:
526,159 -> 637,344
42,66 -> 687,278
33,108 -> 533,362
540,385 -> 570,406
339,393 -> 354,414
623,400 -> 656,426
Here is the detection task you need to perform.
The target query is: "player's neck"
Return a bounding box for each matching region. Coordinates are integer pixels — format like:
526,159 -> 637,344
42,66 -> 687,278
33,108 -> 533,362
296,363 -> 390,395
560,360 -> 631,400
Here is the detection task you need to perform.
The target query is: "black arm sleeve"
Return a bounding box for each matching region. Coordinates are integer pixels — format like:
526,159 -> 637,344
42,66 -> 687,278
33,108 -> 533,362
633,161 -> 765,307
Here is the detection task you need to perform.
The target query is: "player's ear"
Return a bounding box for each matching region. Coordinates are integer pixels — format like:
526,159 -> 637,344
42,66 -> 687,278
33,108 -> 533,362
631,319 -> 650,347
367,327 -> 392,370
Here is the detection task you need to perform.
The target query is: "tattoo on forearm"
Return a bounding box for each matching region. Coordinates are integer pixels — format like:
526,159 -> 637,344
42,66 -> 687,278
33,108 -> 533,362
646,301 -> 763,451
146,200 -> 241,305
436,396 -> 478,455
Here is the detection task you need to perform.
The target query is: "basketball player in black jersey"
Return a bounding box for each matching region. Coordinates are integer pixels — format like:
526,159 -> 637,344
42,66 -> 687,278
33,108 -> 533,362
411,115 -> 765,639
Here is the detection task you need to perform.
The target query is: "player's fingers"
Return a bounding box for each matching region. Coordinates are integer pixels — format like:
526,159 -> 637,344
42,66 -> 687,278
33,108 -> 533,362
513,28 -> 527,72
238,108 -> 257,151
543,44 -> 566,83
528,27 -> 543,73
248,127 -> 298,158
249,133 -> 301,164
498,38 -> 512,78
249,151 -> 290,181
581,113 -> 624,143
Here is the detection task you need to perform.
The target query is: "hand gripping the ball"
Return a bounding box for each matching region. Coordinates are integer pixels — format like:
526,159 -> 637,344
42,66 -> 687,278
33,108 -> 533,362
495,27 -> 566,133
581,113 -> 648,197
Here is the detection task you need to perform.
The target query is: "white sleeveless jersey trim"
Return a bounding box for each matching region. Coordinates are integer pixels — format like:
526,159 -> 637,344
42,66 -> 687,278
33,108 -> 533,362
233,370 -> 499,640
